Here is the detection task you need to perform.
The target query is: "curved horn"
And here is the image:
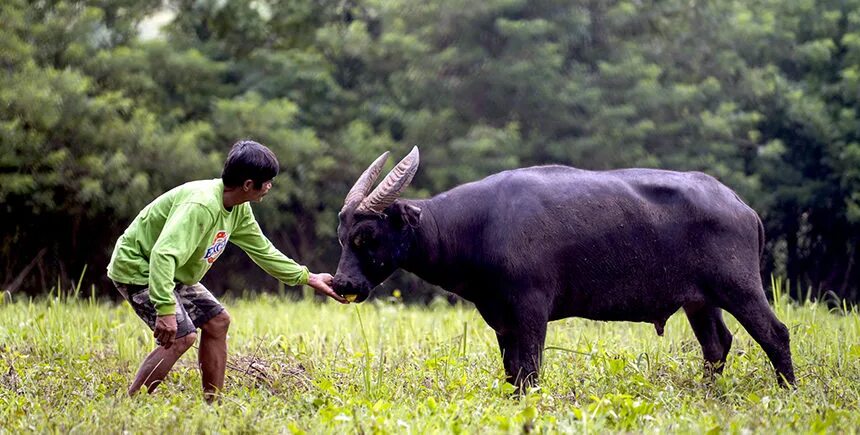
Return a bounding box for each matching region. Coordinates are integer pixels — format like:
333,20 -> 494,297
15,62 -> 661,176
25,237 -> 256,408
358,146 -> 420,213
342,151 -> 390,212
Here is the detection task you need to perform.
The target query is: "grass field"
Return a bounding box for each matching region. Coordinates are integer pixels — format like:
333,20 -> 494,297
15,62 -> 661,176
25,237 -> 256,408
1,284 -> 859,433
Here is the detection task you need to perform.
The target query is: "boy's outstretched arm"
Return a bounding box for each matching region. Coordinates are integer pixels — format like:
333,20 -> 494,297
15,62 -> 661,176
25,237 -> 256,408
231,206 -> 347,303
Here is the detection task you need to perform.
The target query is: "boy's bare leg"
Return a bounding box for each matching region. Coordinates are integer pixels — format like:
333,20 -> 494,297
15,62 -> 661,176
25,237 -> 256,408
129,333 -> 198,395
199,311 -> 231,402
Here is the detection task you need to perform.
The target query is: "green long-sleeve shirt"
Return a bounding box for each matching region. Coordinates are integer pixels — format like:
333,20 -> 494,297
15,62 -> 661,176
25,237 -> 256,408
107,179 -> 309,315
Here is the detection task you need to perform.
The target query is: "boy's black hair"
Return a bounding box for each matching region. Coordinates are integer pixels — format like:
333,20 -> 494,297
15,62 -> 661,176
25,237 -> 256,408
221,140 -> 280,188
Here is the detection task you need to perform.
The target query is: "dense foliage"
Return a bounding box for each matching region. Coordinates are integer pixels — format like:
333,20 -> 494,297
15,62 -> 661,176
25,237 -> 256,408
2,0 -> 859,301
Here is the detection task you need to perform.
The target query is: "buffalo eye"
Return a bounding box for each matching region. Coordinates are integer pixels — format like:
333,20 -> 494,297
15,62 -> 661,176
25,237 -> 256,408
352,235 -> 363,248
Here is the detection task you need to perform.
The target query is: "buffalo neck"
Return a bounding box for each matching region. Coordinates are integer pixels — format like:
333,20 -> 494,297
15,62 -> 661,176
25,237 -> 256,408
401,196 -> 480,292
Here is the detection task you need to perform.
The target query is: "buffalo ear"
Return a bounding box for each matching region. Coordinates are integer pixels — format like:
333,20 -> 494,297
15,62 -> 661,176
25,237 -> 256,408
395,203 -> 422,228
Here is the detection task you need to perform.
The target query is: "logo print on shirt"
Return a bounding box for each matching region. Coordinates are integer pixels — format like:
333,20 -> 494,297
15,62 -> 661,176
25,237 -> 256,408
203,230 -> 229,264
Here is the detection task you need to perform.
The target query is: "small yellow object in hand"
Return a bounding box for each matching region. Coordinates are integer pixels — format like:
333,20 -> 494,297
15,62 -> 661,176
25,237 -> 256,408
345,294 -> 358,302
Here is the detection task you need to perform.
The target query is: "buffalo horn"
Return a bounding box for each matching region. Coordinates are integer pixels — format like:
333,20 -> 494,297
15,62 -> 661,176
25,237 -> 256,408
342,151 -> 390,212
358,146 -> 420,213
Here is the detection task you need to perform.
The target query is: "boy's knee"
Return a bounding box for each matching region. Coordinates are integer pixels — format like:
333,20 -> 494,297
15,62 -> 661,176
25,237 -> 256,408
175,332 -> 197,352
202,311 -> 231,337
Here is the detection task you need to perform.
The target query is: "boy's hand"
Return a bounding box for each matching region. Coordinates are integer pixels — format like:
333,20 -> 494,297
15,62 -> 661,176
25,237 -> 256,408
308,273 -> 348,304
155,314 -> 178,348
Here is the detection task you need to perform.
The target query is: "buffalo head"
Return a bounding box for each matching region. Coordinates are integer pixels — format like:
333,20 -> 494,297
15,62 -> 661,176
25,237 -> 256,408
333,147 -> 421,302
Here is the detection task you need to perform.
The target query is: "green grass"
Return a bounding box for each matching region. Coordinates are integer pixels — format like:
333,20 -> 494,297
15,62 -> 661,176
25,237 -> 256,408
1,285 -> 859,433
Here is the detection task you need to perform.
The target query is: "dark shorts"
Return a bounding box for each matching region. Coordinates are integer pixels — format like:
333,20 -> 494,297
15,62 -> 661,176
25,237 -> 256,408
114,281 -> 225,342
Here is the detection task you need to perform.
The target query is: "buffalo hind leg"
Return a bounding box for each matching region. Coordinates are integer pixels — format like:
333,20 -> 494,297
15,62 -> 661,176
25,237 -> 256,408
684,304 -> 733,379
495,316 -> 548,394
717,284 -> 795,386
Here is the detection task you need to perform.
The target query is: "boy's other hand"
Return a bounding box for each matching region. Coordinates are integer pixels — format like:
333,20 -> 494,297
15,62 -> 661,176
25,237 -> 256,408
155,314 -> 178,348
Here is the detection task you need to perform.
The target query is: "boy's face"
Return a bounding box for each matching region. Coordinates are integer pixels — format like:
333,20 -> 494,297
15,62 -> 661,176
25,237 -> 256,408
244,179 -> 273,202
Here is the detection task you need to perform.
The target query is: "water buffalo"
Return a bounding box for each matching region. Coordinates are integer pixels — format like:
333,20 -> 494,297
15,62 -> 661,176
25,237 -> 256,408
333,147 -> 795,389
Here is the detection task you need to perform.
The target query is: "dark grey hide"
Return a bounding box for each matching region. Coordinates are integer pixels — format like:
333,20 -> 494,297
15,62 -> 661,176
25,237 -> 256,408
334,150 -> 796,390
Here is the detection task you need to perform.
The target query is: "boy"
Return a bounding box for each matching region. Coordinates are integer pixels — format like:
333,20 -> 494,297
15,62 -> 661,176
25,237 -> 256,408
108,140 -> 347,402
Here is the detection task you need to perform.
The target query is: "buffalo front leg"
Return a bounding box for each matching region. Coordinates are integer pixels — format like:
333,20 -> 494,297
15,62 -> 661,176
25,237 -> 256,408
495,317 -> 548,393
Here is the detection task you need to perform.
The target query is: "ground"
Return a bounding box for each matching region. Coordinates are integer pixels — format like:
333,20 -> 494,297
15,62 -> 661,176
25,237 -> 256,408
0,284 -> 858,433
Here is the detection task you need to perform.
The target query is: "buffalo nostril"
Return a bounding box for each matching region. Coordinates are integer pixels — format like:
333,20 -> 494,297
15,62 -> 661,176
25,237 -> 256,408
332,277 -> 353,293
